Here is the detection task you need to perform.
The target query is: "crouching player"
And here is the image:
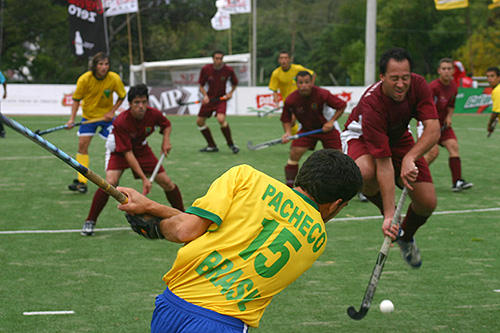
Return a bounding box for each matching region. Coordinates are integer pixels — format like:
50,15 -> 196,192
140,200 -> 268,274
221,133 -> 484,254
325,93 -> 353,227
116,149 -> 362,331
81,84 -> 184,236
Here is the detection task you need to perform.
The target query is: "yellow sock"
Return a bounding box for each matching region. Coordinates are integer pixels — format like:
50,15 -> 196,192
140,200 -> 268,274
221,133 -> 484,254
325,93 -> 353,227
76,153 -> 89,184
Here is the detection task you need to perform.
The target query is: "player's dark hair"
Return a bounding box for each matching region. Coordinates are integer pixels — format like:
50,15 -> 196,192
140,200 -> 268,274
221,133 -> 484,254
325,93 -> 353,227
379,47 -> 413,75
212,50 -> 224,58
128,83 -> 149,103
486,67 -> 500,76
296,71 -> 312,79
438,58 -> 453,67
90,52 -> 109,72
279,50 -> 290,57
295,149 -> 362,204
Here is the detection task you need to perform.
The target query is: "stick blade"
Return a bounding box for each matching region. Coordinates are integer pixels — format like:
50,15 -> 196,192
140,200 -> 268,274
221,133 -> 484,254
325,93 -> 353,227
347,306 -> 368,320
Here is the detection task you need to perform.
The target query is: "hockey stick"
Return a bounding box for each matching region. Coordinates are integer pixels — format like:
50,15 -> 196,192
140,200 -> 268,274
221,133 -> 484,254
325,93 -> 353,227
149,153 -> 165,182
347,186 -> 409,320
487,117 -> 498,138
247,128 -> 323,151
35,117 -> 106,136
178,96 -> 227,106
246,106 -> 282,118
0,113 -> 127,204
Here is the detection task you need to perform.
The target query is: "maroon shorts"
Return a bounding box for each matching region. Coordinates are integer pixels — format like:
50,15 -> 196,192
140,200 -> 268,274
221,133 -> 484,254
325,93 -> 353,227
345,137 -> 433,183
198,101 -> 227,118
439,126 -> 457,145
107,147 -> 164,179
291,130 -> 341,150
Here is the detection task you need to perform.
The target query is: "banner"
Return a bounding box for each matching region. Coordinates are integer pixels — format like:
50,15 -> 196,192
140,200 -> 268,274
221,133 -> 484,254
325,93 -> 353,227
68,0 -> 107,57
216,0 -> 251,14
434,0 -> 468,10
211,9 -> 231,30
104,0 -> 138,17
455,87 -> 493,113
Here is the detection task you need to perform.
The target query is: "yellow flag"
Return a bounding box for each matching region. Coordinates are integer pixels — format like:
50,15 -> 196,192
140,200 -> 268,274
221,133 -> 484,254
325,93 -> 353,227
434,0 -> 469,10
489,0 -> 500,10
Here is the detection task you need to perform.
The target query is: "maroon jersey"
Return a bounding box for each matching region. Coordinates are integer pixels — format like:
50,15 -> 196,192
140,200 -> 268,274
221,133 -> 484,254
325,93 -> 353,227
345,73 -> 438,159
280,86 -> 346,131
112,107 -> 171,154
429,78 -> 457,125
198,64 -> 238,99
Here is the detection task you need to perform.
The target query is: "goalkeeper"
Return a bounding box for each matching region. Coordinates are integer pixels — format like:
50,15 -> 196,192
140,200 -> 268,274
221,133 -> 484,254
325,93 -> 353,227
117,149 -> 362,332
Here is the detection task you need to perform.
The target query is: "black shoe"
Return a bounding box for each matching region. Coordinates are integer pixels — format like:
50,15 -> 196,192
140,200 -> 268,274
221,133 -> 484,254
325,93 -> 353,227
68,179 -> 88,193
199,146 -> 219,152
452,179 -> 474,192
81,220 -> 95,236
0,130 -> 5,138
229,144 -> 239,154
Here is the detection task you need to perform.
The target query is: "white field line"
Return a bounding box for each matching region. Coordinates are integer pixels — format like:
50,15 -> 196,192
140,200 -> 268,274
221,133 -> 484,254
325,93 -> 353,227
1,207 -> 500,235
0,156 -> 54,161
23,311 -> 75,316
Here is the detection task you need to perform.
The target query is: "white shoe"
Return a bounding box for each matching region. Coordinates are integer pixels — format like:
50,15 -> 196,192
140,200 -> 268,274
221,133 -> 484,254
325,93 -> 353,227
396,238 -> 422,268
81,220 -> 95,236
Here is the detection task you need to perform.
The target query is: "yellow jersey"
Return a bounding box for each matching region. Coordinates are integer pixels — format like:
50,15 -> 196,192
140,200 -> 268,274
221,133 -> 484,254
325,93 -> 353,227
492,84 -> 500,113
164,164 -> 327,327
268,64 -> 314,100
72,71 -> 126,119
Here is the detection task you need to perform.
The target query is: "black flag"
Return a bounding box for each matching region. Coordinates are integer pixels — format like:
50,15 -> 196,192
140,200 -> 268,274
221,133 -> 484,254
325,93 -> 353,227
68,0 -> 107,57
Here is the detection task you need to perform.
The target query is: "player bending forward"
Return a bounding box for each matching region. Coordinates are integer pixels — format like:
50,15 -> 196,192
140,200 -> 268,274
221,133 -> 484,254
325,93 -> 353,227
341,47 -> 440,268
117,149 -> 362,331
81,84 -> 184,236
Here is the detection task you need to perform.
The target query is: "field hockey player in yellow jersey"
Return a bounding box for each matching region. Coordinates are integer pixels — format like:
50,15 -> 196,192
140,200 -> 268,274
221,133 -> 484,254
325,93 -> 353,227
66,52 -> 126,193
269,50 -> 316,134
117,149 -> 362,332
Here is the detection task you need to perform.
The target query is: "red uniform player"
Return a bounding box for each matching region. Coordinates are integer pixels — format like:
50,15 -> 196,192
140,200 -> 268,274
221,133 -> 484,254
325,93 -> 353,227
81,84 -> 184,236
341,48 -> 440,268
197,50 -> 239,153
280,71 -> 346,187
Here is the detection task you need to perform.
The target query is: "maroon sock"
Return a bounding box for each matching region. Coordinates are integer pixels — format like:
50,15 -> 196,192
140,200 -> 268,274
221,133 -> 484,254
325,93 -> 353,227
220,125 -> 234,146
86,189 -> 110,223
400,204 -> 429,242
165,184 -> 184,211
449,157 -> 462,183
284,164 -> 299,188
201,127 -> 216,147
365,192 -> 384,215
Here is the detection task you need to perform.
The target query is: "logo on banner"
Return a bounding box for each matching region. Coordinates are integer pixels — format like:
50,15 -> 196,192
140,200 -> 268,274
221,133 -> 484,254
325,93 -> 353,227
148,86 -> 191,115
62,93 -> 74,106
256,93 -> 281,108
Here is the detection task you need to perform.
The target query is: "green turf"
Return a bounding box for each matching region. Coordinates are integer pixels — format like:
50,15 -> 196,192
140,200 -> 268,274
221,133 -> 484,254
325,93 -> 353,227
1,114 -> 499,332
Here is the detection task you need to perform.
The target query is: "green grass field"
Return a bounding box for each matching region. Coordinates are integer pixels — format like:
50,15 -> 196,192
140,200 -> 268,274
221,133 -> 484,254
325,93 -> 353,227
1,114 -> 499,332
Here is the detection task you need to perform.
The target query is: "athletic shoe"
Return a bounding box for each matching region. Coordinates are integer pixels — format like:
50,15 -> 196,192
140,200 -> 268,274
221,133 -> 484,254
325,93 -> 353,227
229,144 -> 240,154
0,130 -> 5,138
68,179 -> 88,193
396,238 -> 422,268
81,220 -> 95,236
358,192 -> 369,202
452,179 -> 474,192
199,146 -> 219,152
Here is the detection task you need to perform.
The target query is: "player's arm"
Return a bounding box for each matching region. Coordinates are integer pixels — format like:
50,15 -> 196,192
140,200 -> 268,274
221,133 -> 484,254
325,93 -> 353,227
161,126 -> 172,156
199,84 -> 210,104
401,118 -> 439,189
123,150 -> 152,195
487,112 -> 499,133
225,81 -> 237,100
311,72 -> 317,85
2,81 -> 6,99
444,106 -> 454,128
103,98 -> 124,121
117,187 -> 211,243
375,157 -> 399,240
66,99 -> 81,129
323,96 -> 347,132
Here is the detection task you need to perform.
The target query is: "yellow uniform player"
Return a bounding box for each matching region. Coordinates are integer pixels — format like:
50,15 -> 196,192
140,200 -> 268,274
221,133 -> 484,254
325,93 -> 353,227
117,150 -> 362,331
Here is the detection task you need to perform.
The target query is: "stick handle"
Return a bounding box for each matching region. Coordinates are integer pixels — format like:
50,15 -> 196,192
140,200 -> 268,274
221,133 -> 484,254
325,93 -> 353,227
0,113 -> 127,204
149,153 -> 165,182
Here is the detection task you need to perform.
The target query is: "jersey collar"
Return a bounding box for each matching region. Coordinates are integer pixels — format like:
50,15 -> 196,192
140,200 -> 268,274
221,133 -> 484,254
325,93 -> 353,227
292,188 -> 319,211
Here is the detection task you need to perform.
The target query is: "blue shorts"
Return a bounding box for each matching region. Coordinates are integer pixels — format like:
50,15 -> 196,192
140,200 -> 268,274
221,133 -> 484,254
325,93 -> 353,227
151,287 -> 248,333
77,118 -> 113,139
